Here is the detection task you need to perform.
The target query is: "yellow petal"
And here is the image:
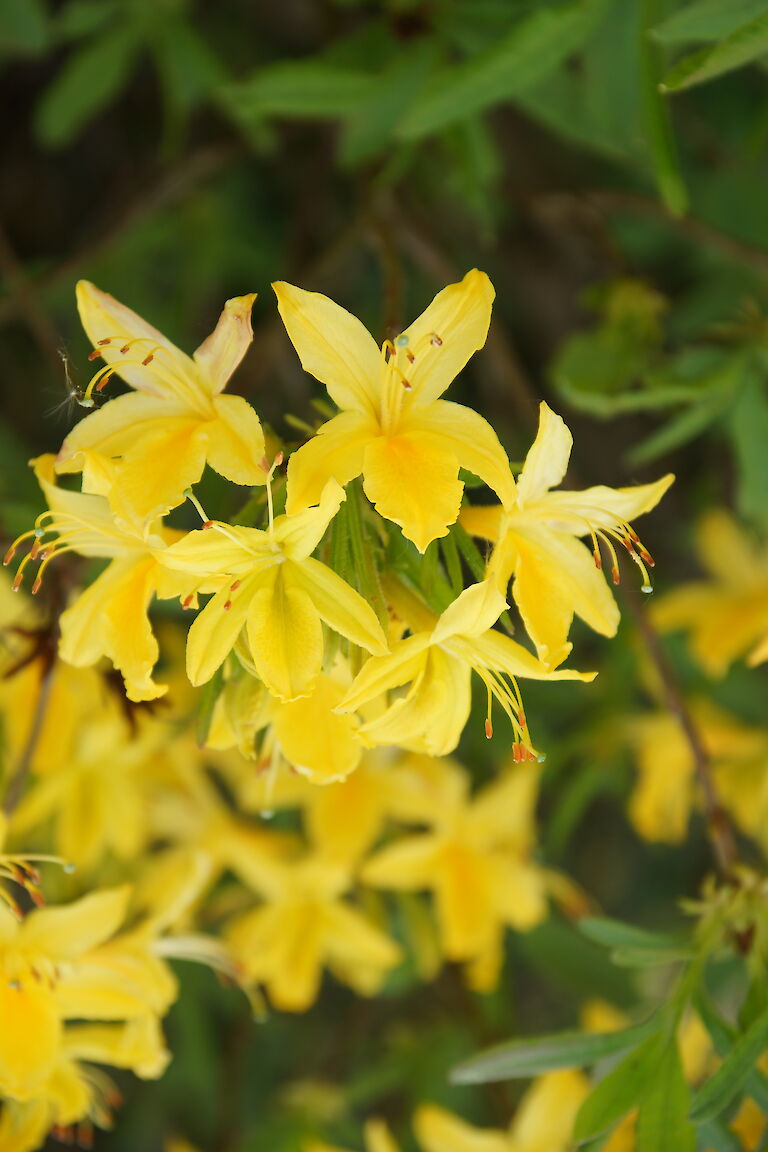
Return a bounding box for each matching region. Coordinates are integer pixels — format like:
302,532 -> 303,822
161,524 -> 273,579
21,886 -> 130,960
76,280 -> 206,406
185,576 -> 257,685
56,392 -> 188,473
359,647 -> 471,756
285,410 -> 375,514
246,568 -> 323,700
286,558 -> 388,654
363,1119 -> 402,1152
324,902 -> 401,972
435,841 -> 497,958
307,761 -> 387,855
205,394 -> 266,486
0,981 -> 60,1099
337,634 -> 431,715
58,556 -> 167,702
491,857 -> 548,930
272,675 -> 363,783
399,269 -> 495,407
544,473 -> 675,532
462,630 -> 596,683
516,401 -> 572,505
459,502 -> 503,543
276,480 -> 346,560
363,432 -> 463,552
404,399 -> 516,509
510,1070 -> 590,1150
193,293 -> 256,395
432,580 -> 508,644
414,1104 -> 509,1152
32,454 -> 138,558
508,527 -> 620,668
101,418 -> 209,522
748,631 -> 768,666
362,835 -> 439,890
274,281 -> 381,416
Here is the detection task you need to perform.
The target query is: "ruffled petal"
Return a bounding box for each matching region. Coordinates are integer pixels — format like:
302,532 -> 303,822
205,394 -> 266,486
246,568 -> 323,701
193,293 -> 256,395
516,401 -> 572,505
100,419 -> 209,523
273,281 -> 381,416
399,269 -> 494,407
285,410 -> 375,514
76,280 -> 205,406
363,431 -> 463,552
404,399 -> 516,509
286,558 -> 388,654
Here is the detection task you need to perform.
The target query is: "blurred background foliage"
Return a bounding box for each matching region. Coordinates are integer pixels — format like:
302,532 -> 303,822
3,0 -> 768,1149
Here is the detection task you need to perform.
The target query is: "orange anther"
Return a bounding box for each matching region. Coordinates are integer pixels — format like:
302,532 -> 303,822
485,718 -> 493,739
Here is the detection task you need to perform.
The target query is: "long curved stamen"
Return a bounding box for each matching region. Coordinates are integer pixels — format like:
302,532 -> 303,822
84,339 -> 207,411
379,330 -> 444,432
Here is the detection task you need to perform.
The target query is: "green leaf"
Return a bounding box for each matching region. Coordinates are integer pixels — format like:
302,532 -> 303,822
661,12 -> 768,92
34,24 -> 139,146
223,61 -> 373,122
451,1018 -> 656,1085
398,0 -> 608,139
340,40 -> 437,164
636,1041 -> 696,1152
0,0 -> 48,55
628,387 -> 730,464
690,1004 -> 768,1122
728,372 -> 768,530
639,0 -> 688,215
696,995 -> 768,1112
578,916 -> 688,956
697,1118 -> 748,1152
196,665 -> 224,748
652,0 -> 768,45
574,1032 -> 664,1143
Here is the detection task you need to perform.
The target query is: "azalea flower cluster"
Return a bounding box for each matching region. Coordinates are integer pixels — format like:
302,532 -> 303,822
0,270 -> 676,1149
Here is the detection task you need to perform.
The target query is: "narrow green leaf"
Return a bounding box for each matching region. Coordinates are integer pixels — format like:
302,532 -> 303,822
34,24 -> 139,146
696,995 -> 768,1111
223,61 -> 373,122
728,372 -> 768,530
661,12 -> 768,92
639,0 -> 688,215
399,0 -> 608,139
690,1004 -> 768,1122
697,1118 -> 746,1152
451,1018 -> 656,1085
636,1041 -> 696,1152
341,40 -> 436,164
0,0 -> 48,55
574,1031 -> 663,1143
652,0 -> 768,45
346,479 -> 388,628
196,665 -> 224,747
440,530 -> 464,599
579,916 -> 687,954
628,389 -> 729,464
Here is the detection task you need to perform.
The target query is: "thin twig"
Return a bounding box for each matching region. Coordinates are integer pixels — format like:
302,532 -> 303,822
3,655 -> 56,817
623,587 -> 739,876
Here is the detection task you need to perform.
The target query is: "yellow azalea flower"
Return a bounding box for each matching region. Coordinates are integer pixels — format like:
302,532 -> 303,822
0,885 -> 138,1100
55,282 -> 265,523
337,578 -> 595,758
277,270 -> 515,552
226,851 -> 401,1011
361,763 -> 548,967
160,479 -> 388,698
626,704 -> 768,845
4,456 -> 198,701
461,402 -> 673,670
652,509 -> 768,675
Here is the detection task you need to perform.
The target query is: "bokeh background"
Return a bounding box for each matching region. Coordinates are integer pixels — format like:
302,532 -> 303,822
3,1 -> 768,1149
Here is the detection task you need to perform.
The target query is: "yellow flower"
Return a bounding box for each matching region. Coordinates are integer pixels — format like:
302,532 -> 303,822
361,763 -> 548,966
462,402 -> 673,669
626,704 -> 768,845
0,886 -> 134,1100
305,1118 -> 400,1152
277,270 -> 515,552
338,579 -> 595,757
652,508 -> 768,675
55,282 -> 265,523
5,456 -> 195,701
227,850 -> 401,1011
160,480 -> 388,698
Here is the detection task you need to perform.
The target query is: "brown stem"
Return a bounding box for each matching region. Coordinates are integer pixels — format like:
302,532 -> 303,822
3,654 -> 56,817
623,587 -> 739,876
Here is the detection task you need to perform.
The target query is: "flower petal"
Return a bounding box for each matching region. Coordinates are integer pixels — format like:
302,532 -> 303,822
205,394 -> 266,486
161,525 -> 273,580
286,558 -> 388,654
272,674 -> 362,784
193,293 -> 256,395
185,576 -> 257,685
459,502 -> 503,543
99,418 -> 209,523
454,629 -> 596,683
400,269 -> 494,406
336,634 -> 431,715
544,473 -> 675,532
276,480 -> 345,560
404,399 -> 515,509
361,835 -> 440,890
359,647 -> 471,756
273,281 -> 381,416
246,568 -> 323,700
76,280 -> 205,405
21,887 -> 130,960
432,580 -> 507,644
58,557 -> 166,701
363,431 -> 463,552
414,1104 -> 509,1152
516,402 -> 573,505
285,410 -> 375,514
56,392 -> 188,473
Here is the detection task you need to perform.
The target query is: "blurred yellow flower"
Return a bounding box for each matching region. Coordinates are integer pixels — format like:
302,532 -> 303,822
277,270 -> 515,552
652,509 -> 768,675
